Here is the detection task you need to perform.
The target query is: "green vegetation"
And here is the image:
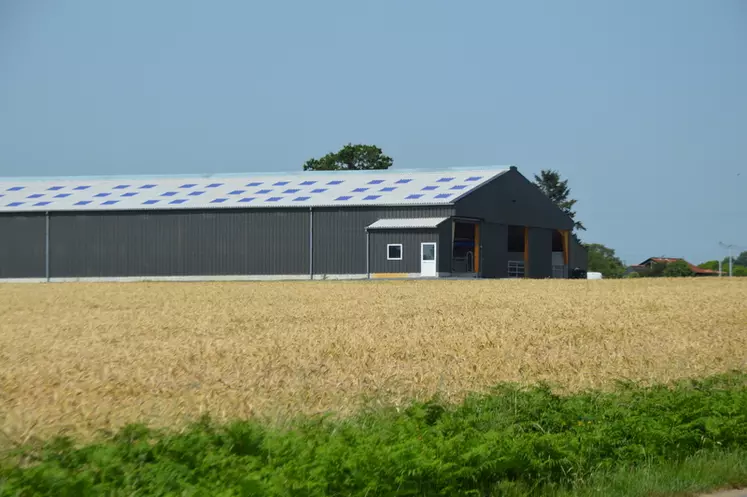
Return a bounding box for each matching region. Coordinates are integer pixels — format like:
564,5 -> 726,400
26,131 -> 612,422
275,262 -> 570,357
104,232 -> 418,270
662,259 -> 695,277
586,243 -> 626,278
533,169 -> 585,231
303,143 -> 393,171
2,373 -> 746,497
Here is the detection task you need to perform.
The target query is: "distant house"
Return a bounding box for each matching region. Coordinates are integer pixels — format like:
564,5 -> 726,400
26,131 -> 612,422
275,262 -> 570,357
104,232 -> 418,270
626,257 -> 720,276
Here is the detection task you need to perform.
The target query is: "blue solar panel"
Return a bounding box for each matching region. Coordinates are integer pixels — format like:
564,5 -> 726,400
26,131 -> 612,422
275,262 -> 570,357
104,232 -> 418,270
54,193 -> 71,198
94,193 -> 110,197
311,188 -> 327,193
188,191 -> 205,196
300,180 -> 316,185
143,200 -> 159,205
293,196 -> 310,201
465,176 -> 482,181
266,197 -> 283,202
206,183 -> 223,188
421,186 -> 438,191
352,187 -> 369,192
7,186 -> 24,191
395,179 -> 412,184
27,193 -> 44,199
283,188 -> 300,194
367,179 -> 385,185
34,201 -> 52,206
113,185 -> 130,189
256,189 -> 272,194
161,191 -> 177,197
75,200 -> 92,206
335,195 -> 352,201
450,185 -> 467,190
238,197 -> 255,203
380,187 -> 396,192
170,199 -> 188,204
273,181 -> 289,186
435,193 -> 452,199
229,190 -> 246,195
102,200 -> 119,205
405,194 -> 423,199
211,198 -> 227,203
437,177 -> 455,182
121,192 -> 138,197
47,186 -> 64,191
7,202 -> 24,207
74,185 -> 90,190
180,183 -> 197,188
363,195 -> 381,200
246,182 -> 263,187
140,184 -> 156,189
327,180 -> 344,185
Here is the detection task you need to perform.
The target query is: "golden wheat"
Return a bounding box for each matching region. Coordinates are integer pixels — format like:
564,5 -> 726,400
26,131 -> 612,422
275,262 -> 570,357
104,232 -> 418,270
1,278 -> 746,442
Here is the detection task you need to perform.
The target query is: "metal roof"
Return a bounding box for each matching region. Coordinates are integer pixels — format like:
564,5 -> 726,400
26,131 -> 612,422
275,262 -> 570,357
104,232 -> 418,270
0,167 -> 509,213
367,217 -> 449,230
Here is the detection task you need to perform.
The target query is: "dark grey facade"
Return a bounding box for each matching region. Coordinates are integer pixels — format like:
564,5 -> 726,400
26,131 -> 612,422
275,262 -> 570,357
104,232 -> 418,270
368,229 -> 445,274
0,168 -> 584,280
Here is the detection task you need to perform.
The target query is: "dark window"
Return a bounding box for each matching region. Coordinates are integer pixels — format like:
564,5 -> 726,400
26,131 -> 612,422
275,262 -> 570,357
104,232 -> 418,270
387,244 -> 403,260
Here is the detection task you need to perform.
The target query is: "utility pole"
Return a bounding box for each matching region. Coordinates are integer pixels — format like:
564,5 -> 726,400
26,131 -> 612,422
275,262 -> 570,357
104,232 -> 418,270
719,242 -> 738,277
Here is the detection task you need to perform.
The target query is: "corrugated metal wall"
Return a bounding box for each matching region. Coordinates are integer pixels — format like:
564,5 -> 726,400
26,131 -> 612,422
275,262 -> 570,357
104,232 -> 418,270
48,209 -> 309,277
312,206 -> 453,275
0,214 -> 46,278
368,229 -> 441,274
479,222 -> 508,278
569,236 -> 588,271
527,227 -> 552,278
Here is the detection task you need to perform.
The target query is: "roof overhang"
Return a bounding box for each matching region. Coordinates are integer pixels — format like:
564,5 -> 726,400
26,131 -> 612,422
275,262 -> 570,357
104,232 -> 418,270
366,217 -> 449,230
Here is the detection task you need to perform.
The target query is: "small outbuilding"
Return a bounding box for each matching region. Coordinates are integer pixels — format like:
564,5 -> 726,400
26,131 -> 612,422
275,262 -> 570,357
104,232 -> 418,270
0,166 -> 587,281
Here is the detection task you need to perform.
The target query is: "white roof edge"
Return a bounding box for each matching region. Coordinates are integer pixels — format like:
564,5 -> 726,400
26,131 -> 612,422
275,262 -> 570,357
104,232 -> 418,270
0,165 -> 514,182
366,217 -> 450,230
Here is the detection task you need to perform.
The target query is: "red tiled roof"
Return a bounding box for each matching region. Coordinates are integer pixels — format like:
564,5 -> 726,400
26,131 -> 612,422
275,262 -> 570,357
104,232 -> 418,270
642,257 -> 720,275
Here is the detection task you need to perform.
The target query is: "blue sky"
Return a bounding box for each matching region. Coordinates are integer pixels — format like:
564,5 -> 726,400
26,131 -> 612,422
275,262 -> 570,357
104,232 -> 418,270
1,0 -> 745,265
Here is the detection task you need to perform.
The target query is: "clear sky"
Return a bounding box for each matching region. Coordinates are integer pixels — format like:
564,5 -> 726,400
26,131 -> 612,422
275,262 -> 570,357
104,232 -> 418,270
1,0 -> 745,265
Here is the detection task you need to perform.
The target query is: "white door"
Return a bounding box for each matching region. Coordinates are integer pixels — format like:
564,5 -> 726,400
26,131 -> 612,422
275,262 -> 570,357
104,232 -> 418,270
420,242 -> 437,277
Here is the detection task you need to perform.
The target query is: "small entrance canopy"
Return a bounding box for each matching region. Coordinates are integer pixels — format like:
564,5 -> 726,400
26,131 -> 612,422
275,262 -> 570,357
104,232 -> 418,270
366,217 -> 449,230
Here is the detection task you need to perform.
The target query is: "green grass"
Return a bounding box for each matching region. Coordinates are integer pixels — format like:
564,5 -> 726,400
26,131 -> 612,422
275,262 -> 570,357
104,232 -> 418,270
1,372 -> 746,497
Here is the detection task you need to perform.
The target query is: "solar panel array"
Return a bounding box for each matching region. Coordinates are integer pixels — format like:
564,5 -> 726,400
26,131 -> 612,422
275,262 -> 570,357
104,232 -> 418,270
0,168 -> 509,212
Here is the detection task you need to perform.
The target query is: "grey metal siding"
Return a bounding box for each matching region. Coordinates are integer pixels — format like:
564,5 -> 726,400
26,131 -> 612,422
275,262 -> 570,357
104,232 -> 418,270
527,227 -> 552,278
369,230 -> 440,274
454,169 -> 574,230
569,236 -> 588,271
48,209 -> 309,277
0,214 -> 46,278
479,222 -> 508,278
438,221 -> 452,274
313,206 -> 453,275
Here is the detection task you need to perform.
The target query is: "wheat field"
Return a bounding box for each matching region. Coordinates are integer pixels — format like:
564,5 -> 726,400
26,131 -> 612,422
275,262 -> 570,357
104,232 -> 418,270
1,278 -> 746,442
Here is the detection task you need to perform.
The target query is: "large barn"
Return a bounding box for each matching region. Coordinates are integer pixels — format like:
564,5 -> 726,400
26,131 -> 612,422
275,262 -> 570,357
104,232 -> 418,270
0,166 -> 587,281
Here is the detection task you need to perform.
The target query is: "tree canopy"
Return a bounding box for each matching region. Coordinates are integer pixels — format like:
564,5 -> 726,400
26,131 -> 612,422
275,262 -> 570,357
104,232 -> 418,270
533,169 -> 585,231
303,144 -> 393,171
662,260 -> 695,277
586,243 -> 625,278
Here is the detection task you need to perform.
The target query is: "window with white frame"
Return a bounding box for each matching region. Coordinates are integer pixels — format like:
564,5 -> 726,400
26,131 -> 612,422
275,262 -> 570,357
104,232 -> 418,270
387,244 -> 403,261
508,260 -> 525,278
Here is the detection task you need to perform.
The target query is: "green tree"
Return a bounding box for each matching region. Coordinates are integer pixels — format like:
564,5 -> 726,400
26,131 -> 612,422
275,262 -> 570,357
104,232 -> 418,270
698,260 -> 720,271
734,266 -> 747,277
303,143 -> 393,171
533,169 -> 585,231
721,251 -> 747,268
662,260 -> 695,277
586,243 -> 625,278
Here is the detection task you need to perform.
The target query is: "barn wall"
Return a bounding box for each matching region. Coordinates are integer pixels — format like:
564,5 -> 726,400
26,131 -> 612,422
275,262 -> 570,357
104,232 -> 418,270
368,229 -> 441,274
312,206 -> 454,275
454,169 -> 574,230
0,214 -> 46,278
569,235 -> 588,271
527,227 -> 553,278
48,209 -> 309,277
478,222 -> 508,278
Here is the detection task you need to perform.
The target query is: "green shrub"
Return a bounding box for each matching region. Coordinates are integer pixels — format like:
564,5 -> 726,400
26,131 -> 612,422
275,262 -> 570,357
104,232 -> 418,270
2,373 -> 746,496
663,260 -> 695,277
